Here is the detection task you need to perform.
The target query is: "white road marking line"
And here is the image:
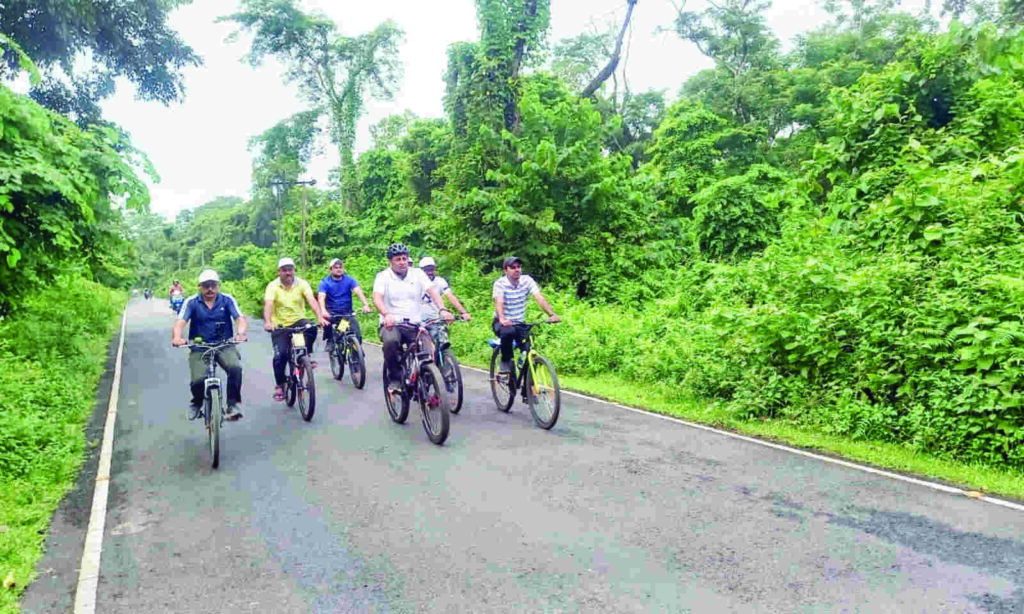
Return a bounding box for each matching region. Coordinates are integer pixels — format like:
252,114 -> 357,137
389,345 -> 1024,513
73,309 -> 127,614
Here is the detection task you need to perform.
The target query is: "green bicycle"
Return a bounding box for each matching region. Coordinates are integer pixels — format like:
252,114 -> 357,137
488,322 -> 561,430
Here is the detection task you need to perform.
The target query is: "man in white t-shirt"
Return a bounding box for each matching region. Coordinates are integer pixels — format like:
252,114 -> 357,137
373,243 -> 453,393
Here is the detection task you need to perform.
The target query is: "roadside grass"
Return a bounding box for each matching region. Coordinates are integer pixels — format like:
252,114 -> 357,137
0,278 -> 123,614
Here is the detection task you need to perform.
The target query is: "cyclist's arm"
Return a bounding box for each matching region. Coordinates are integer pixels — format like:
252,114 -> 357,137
494,296 -> 510,326
445,290 -> 470,318
172,318 -> 187,345
263,298 -> 275,331
353,286 -> 372,310
317,292 -> 328,316
235,314 -> 248,339
303,286 -> 328,325
532,291 -> 561,322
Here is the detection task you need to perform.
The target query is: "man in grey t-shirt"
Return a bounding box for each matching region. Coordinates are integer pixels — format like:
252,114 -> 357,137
492,256 -> 560,374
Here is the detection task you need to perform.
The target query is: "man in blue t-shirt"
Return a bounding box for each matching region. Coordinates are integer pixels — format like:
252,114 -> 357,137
318,257 -> 373,350
172,269 -> 248,420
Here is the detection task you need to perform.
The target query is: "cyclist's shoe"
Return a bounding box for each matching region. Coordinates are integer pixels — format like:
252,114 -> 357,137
188,402 -> 202,420
224,404 -> 243,421
387,378 -> 403,396
309,360 -> 319,369
500,360 -> 514,374
273,386 -> 285,402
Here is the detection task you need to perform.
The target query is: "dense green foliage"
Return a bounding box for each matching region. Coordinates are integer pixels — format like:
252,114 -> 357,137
0,277 -> 123,611
142,1 -> 1024,472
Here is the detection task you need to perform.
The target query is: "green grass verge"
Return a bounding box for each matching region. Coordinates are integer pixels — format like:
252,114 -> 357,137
0,278 -> 124,614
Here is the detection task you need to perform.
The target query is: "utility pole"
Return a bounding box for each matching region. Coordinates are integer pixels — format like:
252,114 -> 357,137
268,177 -> 317,260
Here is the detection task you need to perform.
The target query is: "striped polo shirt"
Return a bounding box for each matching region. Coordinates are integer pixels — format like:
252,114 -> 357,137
492,274 -> 539,323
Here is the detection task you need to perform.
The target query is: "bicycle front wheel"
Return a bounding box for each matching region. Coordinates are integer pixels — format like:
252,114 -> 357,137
329,343 -> 344,380
286,362 -> 298,407
297,355 -> 316,421
418,363 -> 450,445
489,348 -> 514,412
440,350 -> 463,414
206,387 -> 221,469
347,337 -> 366,389
526,354 -> 561,430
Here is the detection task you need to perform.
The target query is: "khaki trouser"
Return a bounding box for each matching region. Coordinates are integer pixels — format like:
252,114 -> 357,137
189,345 -> 242,405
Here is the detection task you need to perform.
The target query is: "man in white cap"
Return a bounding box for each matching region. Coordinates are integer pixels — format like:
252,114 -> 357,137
263,257 -> 329,402
172,270 -> 248,420
418,255 -> 471,332
318,257 -> 373,351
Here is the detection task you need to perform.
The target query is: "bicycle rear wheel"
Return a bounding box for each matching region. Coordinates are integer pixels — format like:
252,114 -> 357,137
382,363 -> 409,423
347,337 -> 366,389
297,355 -> 316,421
489,348 -> 514,412
526,354 -> 560,430
439,350 -> 464,414
418,363 -> 450,445
206,386 -> 221,469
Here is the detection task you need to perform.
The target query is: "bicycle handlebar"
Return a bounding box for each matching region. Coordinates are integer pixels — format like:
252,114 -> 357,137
274,323 -> 318,333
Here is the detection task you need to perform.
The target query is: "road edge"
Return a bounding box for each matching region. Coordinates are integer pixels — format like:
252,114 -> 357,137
71,309 -> 126,614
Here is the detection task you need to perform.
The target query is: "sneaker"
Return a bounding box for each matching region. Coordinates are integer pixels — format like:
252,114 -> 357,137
273,386 -> 285,402
188,402 -> 202,420
387,379 -> 403,395
500,360 -> 514,374
224,404 -> 243,421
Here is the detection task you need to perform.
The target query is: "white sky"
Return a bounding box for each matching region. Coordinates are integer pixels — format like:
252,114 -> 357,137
93,0 -> 928,220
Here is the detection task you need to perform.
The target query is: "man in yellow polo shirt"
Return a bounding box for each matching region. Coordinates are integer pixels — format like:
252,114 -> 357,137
263,257 -> 329,401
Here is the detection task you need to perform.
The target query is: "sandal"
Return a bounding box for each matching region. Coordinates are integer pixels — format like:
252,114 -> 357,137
273,387 -> 285,402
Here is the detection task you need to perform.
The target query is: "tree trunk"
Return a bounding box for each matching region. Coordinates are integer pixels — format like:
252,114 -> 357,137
581,0 -> 638,98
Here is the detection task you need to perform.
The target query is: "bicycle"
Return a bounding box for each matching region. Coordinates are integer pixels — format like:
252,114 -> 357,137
326,313 -> 366,389
427,319 -> 464,414
273,323 -> 318,422
180,339 -> 242,468
381,319 -> 452,445
488,322 -> 561,430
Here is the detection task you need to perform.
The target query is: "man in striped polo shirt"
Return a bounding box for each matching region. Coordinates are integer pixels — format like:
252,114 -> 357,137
493,256 -> 560,374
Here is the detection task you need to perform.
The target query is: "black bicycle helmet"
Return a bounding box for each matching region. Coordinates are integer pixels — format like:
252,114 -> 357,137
385,242 -> 410,259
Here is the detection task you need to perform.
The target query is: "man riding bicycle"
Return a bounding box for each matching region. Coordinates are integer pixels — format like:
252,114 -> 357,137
419,256 -> 471,344
171,270 -> 248,420
493,256 -> 560,374
169,279 -> 184,300
372,244 -> 453,394
318,257 -> 373,351
263,257 -> 329,402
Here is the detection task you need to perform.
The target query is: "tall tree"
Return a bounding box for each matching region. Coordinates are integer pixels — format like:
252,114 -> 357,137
223,1 -> 403,205
0,0 -> 201,125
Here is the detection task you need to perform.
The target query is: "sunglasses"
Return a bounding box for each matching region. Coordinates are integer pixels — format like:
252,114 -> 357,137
200,281 -> 219,289
506,264 -> 522,270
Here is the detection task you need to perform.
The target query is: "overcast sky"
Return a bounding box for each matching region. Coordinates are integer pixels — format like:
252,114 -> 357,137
95,0 -> 927,220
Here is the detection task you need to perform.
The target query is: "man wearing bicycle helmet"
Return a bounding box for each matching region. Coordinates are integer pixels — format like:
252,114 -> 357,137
373,243 -> 453,393
172,270 -> 248,420
493,256 -> 560,374
264,257 -> 330,402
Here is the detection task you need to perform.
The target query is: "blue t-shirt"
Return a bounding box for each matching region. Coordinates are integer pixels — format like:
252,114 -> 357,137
178,293 -> 241,346
318,274 -> 360,315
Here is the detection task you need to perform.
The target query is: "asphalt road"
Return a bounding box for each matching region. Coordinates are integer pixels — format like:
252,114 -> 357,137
22,298 -> 1024,613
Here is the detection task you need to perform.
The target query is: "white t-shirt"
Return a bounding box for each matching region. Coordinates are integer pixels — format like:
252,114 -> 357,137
421,275 -> 451,320
373,267 -> 435,325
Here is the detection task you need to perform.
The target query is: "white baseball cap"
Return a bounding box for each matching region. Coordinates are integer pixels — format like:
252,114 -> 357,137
418,256 -> 436,268
329,258 -> 343,267
278,257 -> 295,268
198,269 -> 220,283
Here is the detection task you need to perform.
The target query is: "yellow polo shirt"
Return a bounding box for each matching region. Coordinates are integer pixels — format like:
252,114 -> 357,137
264,277 -> 314,327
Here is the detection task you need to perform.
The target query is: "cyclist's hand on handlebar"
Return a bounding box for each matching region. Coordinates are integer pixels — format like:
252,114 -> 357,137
383,313 -> 396,328
547,314 -> 562,324
234,333 -> 248,342
318,314 -> 331,327
361,304 -> 374,314
172,336 -> 187,347
460,312 -> 472,322
441,309 -> 455,324
499,317 -> 513,327
263,321 -> 274,332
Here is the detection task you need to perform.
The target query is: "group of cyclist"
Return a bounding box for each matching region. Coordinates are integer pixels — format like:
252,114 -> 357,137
170,243 -> 560,420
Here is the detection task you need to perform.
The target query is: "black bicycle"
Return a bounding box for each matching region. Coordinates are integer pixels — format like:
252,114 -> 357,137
181,339 -> 242,468
382,319 -> 451,445
428,320 -> 464,414
275,323 -> 318,421
327,313 -> 366,389
488,322 -> 561,430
